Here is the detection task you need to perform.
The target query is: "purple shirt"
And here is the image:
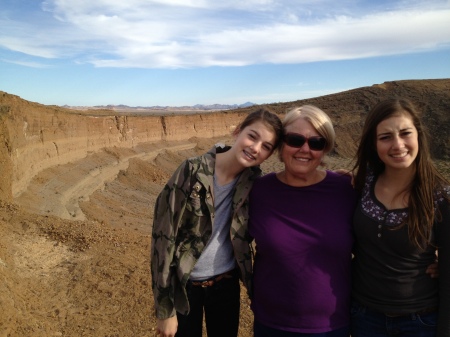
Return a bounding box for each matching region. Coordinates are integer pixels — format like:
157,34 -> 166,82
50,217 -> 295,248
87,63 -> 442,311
249,171 -> 357,333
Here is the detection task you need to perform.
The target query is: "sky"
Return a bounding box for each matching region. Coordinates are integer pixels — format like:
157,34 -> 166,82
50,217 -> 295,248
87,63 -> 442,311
0,0 -> 449,107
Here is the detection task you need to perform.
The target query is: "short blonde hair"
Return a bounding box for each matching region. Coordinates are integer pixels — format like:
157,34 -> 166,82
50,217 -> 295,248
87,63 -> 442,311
279,105 -> 335,160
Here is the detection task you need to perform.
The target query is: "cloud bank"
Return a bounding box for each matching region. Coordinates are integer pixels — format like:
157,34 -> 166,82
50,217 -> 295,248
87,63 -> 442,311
1,0 -> 449,68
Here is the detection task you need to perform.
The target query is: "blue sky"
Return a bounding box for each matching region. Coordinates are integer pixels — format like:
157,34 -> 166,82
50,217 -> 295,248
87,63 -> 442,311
1,0 -> 449,107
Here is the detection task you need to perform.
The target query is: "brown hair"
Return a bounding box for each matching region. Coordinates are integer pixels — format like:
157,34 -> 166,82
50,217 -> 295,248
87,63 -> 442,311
234,107 -> 283,151
353,98 -> 449,249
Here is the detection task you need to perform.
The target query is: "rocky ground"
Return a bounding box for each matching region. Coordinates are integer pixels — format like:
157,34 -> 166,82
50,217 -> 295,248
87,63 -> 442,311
1,79 -> 449,336
0,136 -> 280,337
2,135 -> 450,337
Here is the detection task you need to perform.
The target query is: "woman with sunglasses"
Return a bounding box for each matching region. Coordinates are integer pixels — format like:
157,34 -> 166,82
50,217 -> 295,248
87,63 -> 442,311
350,98 -> 450,337
248,105 -> 358,337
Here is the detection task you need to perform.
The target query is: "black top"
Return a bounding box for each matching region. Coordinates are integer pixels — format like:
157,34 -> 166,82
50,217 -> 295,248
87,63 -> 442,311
352,172 -> 450,337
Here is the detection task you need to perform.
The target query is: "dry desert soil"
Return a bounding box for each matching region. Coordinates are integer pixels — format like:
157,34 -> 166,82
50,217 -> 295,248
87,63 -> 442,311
1,136 -> 295,337
1,79 -> 449,336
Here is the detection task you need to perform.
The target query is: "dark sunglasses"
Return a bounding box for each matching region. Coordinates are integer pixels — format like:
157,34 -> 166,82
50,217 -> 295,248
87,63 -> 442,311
283,133 -> 327,151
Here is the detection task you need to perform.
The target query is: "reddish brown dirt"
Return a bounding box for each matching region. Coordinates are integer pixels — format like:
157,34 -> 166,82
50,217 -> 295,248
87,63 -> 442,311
3,137 -> 448,336
0,133 -> 365,337
1,79 -> 449,336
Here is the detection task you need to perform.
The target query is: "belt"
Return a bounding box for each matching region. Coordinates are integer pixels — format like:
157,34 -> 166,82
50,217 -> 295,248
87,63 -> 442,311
190,270 -> 234,287
384,306 -> 437,318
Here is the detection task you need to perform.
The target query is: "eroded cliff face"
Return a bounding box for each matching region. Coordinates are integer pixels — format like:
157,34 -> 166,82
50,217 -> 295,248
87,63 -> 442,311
1,78 -> 450,201
0,92 -> 246,200
0,113 -> 12,200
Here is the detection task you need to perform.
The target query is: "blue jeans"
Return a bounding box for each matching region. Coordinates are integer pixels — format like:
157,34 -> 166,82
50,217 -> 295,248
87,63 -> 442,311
175,269 -> 240,337
253,320 -> 350,337
350,302 -> 437,337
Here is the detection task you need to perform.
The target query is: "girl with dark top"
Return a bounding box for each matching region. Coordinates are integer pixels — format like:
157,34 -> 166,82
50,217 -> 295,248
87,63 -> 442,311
351,98 -> 450,337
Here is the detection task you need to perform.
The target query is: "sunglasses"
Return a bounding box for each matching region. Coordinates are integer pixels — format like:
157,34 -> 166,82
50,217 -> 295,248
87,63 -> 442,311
283,133 -> 327,151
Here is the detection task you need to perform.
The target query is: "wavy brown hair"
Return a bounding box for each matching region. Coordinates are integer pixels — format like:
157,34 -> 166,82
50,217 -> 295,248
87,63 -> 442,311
353,98 -> 449,249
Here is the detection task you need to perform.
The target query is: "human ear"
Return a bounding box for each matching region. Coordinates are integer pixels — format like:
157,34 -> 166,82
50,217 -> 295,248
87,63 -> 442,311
232,127 -> 241,139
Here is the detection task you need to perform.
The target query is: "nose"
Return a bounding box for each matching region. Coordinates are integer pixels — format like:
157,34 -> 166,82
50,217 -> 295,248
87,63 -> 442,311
250,142 -> 262,153
298,141 -> 310,151
392,135 -> 405,149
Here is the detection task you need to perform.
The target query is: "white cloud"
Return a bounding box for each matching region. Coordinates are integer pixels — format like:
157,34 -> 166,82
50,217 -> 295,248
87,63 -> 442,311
1,1 -> 449,68
0,58 -> 52,68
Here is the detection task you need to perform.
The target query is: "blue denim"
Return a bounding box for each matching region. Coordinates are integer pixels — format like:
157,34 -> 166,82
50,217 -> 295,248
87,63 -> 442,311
350,301 -> 437,337
253,320 -> 350,337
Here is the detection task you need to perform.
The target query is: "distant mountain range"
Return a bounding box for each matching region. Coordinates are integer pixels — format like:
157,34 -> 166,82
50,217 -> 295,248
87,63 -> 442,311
63,102 -> 256,111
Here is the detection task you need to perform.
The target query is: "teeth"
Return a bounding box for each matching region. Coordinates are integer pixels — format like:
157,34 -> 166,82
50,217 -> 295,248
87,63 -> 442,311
295,157 -> 309,162
244,150 -> 255,160
391,152 -> 407,158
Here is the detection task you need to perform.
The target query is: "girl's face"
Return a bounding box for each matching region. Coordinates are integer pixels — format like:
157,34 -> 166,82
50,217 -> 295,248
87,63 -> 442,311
375,111 -> 419,172
281,118 -> 324,178
233,121 -> 277,167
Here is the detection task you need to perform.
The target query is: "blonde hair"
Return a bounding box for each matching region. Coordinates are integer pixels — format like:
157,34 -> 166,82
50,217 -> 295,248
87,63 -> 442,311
279,105 -> 335,161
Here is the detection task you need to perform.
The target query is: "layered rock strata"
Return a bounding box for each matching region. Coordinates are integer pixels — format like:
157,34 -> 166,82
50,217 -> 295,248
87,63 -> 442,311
0,92 -> 246,200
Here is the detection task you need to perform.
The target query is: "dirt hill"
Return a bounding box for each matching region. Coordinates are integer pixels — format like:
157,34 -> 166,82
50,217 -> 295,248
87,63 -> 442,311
0,79 -> 449,336
229,79 -> 450,159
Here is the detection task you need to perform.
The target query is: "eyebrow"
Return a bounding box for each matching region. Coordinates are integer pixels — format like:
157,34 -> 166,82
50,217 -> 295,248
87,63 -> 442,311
377,127 -> 414,136
249,129 -> 275,147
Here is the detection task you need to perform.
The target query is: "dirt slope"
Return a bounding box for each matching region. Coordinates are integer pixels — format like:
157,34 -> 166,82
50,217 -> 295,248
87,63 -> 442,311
1,138 -> 261,337
229,79 -> 450,159
1,79 -> 449,336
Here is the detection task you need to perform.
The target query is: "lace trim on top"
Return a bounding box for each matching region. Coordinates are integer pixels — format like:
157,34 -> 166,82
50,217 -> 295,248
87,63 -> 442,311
361,174 -> 407,227
361,173 -> 450,227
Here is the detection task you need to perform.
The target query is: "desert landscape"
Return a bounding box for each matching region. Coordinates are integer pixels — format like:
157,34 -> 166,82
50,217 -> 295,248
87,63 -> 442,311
1,79 -> 449,336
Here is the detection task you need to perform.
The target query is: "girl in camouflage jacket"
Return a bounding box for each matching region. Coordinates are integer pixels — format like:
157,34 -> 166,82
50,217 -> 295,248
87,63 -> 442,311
151,108 -> 282,337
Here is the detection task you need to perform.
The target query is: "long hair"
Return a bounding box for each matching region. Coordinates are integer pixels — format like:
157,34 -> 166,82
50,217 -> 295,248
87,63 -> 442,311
353,98 -> 449,249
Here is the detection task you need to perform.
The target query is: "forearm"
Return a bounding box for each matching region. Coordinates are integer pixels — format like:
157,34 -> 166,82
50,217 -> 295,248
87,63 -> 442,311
151,234 -> 177,319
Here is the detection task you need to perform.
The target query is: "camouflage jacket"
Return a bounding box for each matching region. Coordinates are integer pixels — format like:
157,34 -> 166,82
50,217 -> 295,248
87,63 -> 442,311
151,145 -> 260,319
